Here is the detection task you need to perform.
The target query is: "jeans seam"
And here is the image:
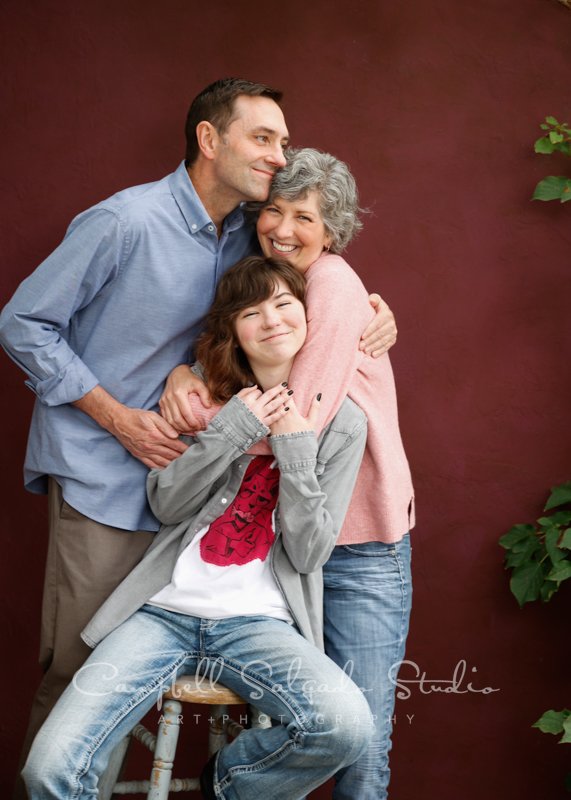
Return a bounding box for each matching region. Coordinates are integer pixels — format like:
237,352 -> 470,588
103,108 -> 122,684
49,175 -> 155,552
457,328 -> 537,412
218,732 -> 304,789
204,655 -> 310,728
69,652 -> 195,799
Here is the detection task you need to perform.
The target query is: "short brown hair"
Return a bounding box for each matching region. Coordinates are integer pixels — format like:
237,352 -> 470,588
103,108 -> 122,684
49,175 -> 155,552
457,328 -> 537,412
196,256 -> 306,403
185,78 -> 283,166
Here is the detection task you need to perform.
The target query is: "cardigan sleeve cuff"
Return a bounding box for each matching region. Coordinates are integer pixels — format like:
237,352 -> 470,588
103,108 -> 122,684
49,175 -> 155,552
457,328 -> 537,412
210,395 -> 270,451
269,431 -> 318,472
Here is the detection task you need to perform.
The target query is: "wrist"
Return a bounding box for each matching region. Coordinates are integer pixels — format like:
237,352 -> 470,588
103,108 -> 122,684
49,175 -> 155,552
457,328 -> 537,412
73,385 -> 128,434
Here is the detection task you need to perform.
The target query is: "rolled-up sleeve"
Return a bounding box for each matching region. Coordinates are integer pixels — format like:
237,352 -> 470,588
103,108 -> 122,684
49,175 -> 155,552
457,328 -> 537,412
0,208 -> 124,406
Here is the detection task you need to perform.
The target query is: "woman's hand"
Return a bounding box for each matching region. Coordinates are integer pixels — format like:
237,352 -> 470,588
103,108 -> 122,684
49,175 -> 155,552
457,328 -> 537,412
360,294 -> 397,357
270,394 -> 321,436
159,365 -> 212,434
237,384 -> 291,428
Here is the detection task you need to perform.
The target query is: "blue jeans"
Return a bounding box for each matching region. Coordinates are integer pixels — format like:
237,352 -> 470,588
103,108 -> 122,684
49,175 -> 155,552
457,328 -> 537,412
323,534 -> 412,800
23,605 -> 374,800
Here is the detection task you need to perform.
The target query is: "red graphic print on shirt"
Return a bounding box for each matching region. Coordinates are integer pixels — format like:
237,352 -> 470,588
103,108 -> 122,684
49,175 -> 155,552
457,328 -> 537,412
200,456 -> 280,567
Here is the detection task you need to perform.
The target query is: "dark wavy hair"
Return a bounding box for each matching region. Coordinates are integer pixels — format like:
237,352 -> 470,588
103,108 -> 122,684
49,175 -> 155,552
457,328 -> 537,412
185,78 -> 283,166
195,256 -> 306,403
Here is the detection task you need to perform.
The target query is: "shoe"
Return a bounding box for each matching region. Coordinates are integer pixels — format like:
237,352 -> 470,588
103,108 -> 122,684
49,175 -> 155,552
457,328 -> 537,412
199,753 -> 217,800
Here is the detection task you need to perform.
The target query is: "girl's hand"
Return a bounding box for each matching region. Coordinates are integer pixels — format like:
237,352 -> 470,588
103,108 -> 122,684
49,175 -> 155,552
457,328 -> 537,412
237,384 -> 291,428
270,394 -> 321,436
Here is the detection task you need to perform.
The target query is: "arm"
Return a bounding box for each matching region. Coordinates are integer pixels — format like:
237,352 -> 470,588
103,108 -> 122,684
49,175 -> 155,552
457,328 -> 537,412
147,386 -> 288,525
0,209 -> 185,467
75,385 -> 187,469
0,209 -> 120,405
287,254 -> 374,433
270,400 -> 367,574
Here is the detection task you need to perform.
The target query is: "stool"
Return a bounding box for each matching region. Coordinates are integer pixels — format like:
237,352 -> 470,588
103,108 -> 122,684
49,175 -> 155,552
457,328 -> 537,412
110,674 -> 269,799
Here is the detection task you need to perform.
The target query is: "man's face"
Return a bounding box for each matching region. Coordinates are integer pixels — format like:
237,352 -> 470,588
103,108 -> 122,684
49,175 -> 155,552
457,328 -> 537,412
212,95 -> 289,204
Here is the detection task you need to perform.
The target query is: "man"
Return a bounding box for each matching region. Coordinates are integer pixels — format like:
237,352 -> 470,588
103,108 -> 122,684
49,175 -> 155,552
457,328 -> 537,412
0,77 -> 394,794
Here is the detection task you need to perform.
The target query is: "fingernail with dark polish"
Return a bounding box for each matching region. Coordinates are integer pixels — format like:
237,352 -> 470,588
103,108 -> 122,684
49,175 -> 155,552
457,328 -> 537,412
284,406 -> 290,411
287,389 -> 294,396
282,382 -> 288,387
317,393 -> 322,401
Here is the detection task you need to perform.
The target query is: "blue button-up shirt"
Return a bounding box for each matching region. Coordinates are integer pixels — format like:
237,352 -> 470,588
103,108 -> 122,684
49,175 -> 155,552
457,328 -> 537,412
0,162 -> 258,530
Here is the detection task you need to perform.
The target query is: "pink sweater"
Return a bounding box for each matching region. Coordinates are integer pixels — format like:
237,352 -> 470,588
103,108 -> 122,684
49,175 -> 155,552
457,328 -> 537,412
190,253 -> 415,544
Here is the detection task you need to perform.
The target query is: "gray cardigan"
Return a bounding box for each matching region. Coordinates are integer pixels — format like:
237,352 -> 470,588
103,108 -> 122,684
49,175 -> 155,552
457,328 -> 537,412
82,395 -> 367,651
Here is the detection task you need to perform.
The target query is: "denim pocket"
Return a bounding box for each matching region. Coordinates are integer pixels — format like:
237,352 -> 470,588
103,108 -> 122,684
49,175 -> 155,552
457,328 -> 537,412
341,540 -> 396,558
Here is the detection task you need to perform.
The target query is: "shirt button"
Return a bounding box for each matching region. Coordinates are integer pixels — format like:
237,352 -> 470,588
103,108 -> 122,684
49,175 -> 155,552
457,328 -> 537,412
191,224 -> 197,231
221,498 -> 228,505
208,224 -> 214,232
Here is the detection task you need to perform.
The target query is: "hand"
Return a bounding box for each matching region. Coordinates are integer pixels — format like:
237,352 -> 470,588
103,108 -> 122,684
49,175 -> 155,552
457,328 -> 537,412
237,384 -> 291,428
270,394 -> 321,436
159,365 -> 212,434
110,406 -> 188,469
360,293 -> 397,358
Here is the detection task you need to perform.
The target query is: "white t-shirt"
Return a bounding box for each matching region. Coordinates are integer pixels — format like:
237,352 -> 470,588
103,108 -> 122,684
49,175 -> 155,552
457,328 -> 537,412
149,456 -> 292,623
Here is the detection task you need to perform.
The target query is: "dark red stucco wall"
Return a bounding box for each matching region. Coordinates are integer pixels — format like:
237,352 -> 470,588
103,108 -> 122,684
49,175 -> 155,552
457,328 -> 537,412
1,1 -> 570,797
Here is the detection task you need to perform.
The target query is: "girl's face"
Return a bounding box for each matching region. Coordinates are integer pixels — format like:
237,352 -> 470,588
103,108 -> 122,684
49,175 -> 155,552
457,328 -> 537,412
234,278 -> 307,375
256,191 -> 332,274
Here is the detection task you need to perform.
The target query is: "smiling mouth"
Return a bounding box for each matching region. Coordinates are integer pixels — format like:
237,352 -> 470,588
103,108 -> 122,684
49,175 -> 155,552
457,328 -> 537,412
271,240 -> 297,253
262,331 -> 291,342
254,168 -> 276,179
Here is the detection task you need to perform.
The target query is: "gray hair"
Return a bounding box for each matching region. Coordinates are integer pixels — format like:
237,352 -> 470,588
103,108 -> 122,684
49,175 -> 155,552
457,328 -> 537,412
268,147 -> 364,253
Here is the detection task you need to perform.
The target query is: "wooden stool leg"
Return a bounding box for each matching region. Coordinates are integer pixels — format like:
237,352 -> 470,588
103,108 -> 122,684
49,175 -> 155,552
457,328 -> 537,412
208,704 -> 230,756
147,698 -> 183,800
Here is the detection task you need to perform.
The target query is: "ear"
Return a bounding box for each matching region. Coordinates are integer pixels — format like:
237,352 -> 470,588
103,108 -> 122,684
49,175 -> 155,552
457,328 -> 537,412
195,120 -> 219,161
323,233 -> 332,251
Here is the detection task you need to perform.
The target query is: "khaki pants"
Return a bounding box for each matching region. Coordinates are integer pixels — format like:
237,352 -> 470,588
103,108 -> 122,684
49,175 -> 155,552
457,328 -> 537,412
14,479 -> 154,798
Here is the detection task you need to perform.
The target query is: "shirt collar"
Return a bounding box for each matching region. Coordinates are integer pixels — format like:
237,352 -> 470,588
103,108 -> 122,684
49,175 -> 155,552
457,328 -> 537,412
168,161 -> 246,236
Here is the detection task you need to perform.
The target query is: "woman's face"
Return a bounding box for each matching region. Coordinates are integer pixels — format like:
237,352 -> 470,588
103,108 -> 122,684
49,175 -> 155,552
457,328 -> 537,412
234,278 -> 307,374
257,191 -> 332,274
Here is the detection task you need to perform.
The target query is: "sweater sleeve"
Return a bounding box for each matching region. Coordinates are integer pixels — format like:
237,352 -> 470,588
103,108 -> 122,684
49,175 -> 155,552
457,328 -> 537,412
287,254 -> 374,434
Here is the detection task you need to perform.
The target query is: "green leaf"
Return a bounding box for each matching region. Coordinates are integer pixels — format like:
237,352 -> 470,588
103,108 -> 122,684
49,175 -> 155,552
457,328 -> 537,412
504,537 -> 542,568
499,524 -> 535,549
534,137 -> 555,154
533,709 -> 571,734
562,715 -> 571,745
546,561 -> 571,584
540,123 -> 550,130
539,579 -> 559,602
560,529 -> 571,549
538,511 -> 571,528
533,176 -> 571,202
549,131 -> 565,144
510,561 -> 544,606
545,482 -> 571,510
545,116 -> 560,126
561,184 -> 571,203
545,528 -> 566,563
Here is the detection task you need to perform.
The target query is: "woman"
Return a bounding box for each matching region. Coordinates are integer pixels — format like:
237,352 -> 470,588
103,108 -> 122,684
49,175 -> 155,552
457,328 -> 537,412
23,256 -> 373,800
162,148 -> 415,800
